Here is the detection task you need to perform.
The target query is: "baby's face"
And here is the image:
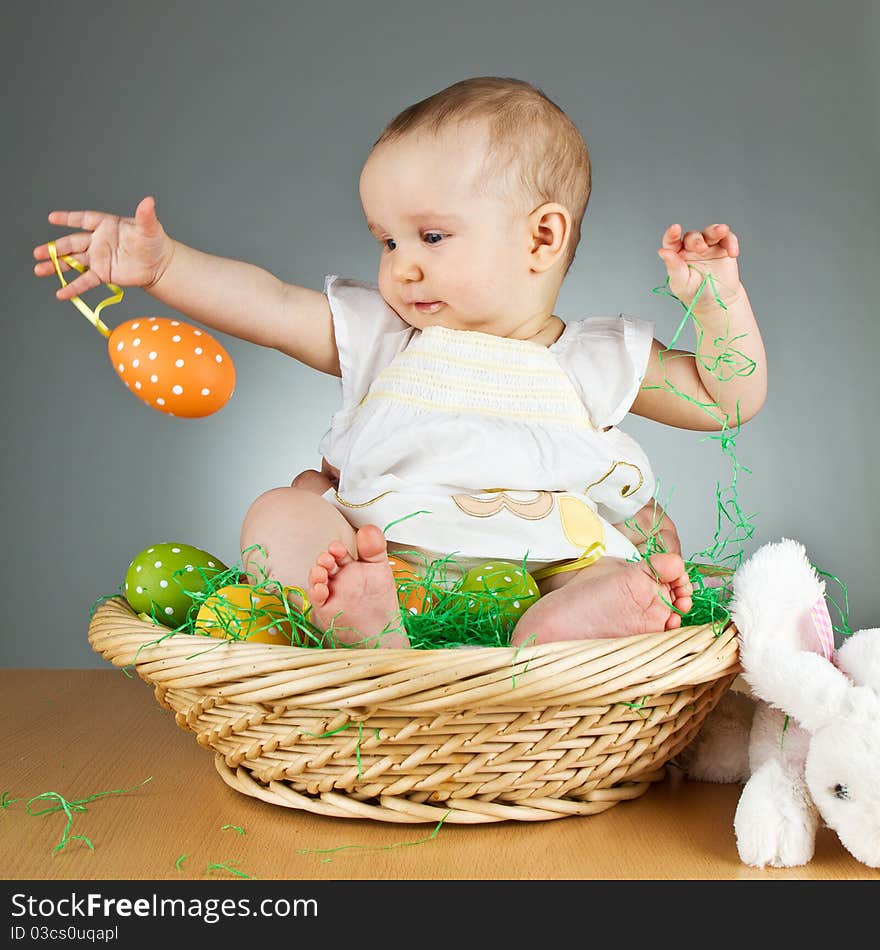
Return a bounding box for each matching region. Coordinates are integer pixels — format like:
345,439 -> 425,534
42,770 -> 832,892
359,122 -> 539,337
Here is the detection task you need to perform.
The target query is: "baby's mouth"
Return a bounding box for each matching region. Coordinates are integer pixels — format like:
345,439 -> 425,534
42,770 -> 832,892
413,301 -> 444,314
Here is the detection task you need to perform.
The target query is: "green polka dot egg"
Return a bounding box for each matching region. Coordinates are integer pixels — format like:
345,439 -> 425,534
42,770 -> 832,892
459,561 -> 540,623
124,542 -> 229,627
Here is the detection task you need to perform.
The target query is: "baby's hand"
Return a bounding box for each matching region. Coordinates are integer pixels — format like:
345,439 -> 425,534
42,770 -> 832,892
33,196 -> 173,300
657,223 -> 742,310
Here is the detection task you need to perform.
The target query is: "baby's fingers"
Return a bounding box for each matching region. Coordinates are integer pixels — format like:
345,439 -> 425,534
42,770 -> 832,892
702,223 -> 739,257
657,247 -> 690,296
33,232 -> 91,264
53,265 -> 102,300
34,258 -> 72,278
682,230 -> 708,252
720,230 -> 739,257
660,223 -> 683,251
47,209 -> 110,231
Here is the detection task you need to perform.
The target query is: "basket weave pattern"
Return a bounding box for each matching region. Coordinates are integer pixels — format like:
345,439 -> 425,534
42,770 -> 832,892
89,597 -> 739,823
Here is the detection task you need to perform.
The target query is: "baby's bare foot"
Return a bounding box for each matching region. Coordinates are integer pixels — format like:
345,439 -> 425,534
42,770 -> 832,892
510,553 -> 693,646
306,524 -> 409,648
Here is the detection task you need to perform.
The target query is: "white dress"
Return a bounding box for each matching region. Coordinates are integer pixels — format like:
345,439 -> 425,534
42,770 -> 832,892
318,276 -> 657,576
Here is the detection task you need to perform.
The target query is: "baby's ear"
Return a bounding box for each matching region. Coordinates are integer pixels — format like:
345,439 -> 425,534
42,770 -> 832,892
527,203 -> 571,273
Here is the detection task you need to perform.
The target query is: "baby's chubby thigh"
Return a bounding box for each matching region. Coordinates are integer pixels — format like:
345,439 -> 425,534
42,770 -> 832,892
239,485 -> 357,593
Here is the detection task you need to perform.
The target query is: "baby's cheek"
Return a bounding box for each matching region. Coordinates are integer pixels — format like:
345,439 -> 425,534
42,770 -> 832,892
376,274 -> 403,317
376,268 -> 391,302
466,270 -> 515,316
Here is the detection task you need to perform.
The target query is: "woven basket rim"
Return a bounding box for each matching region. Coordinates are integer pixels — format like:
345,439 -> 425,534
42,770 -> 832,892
89,595 -> 737,654
88,596 -> 740,714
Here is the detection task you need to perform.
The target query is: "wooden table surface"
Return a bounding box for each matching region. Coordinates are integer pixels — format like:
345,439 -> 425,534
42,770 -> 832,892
1,668 -> 876,881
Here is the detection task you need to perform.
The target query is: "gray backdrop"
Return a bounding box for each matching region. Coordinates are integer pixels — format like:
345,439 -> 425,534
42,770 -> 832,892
4,0 -> 879,666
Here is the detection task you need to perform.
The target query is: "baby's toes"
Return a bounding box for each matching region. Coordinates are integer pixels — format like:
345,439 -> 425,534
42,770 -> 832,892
327,539 -> 354,567
307,566 -> 330,607
316,551 -> 339,575
665,610 -> 683,630
355,524 -> 389,562
308,582 -> 330,606
308,562 -> 329,589
673,589 -> 693,614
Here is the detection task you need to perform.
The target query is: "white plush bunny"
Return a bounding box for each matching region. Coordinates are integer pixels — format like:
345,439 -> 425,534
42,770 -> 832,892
680,538 -> 880,868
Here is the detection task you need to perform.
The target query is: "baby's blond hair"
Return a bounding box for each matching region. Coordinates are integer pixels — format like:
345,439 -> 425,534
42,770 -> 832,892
373,76 -> 591,273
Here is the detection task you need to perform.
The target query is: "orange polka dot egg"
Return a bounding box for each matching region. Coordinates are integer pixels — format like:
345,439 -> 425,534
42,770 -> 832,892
387,555 -> 433,615
108,317 -> 235,417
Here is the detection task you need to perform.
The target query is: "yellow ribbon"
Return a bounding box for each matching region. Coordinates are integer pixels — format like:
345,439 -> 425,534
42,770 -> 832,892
531,542 -> 606,582
47,240 -> 123,339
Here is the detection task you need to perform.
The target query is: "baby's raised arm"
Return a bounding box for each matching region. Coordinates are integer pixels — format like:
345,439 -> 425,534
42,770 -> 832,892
33,197 -> 340,376
631,223 -> 767,431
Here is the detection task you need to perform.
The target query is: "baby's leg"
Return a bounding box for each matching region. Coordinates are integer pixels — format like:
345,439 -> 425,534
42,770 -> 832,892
289,457 -> 340,494
240,487 -> 406,647
613,499 -> 682,556
510,553 -> 693,646
290,469 -> 333,493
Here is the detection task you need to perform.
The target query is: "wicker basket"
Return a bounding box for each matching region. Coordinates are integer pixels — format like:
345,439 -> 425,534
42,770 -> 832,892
88,596 -> 739,823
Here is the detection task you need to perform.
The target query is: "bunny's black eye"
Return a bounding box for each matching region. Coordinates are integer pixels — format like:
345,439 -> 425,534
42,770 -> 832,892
834,783 -> 849,800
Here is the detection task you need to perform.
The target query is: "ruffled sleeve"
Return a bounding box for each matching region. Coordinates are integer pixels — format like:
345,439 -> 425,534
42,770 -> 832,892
318,276 -> 415,467
552,315 -> 654,428
324,275 -> 414,410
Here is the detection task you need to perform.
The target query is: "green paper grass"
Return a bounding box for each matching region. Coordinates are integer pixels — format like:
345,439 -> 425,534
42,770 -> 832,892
296,811 -> 450,862
678,562 -> 734,633
618,696 -> 650,717
126,543 -> 538,651
816,568 -> 853,639
394,550 -> 534,649
25,777 -> 152,853
1,791 -> 20,810
205,862 -> 254,879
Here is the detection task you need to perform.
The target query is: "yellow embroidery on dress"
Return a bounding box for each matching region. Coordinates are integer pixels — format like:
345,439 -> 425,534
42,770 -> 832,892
363,389 -> 590,426
418,326 -> 560,354
583,461 -> 645,498
393,347 -> 571,379
332,489 -> 393,509
375,364 -> 580,401
452,491 -> 555,521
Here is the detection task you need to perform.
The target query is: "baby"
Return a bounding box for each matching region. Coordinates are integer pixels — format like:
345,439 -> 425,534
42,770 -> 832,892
34,77 -> 766,649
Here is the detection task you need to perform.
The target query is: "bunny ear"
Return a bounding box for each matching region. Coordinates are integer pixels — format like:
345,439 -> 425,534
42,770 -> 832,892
731,538 -> 853,731
731,539 -> 826,653
835,629 -> 880,691
743,650 -> 854,732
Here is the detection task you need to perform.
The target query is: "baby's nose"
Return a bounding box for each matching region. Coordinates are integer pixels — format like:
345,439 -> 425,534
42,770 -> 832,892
391,248 -> 423,282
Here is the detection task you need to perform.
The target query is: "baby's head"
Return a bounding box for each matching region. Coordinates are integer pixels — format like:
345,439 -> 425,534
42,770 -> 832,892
359,77 -> 591,339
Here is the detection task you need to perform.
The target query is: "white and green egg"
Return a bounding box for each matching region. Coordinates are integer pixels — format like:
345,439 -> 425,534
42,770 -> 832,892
124,542 -> 229,627
460,560 -> 541,623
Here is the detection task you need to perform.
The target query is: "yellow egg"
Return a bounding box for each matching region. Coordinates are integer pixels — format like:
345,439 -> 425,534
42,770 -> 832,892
195,584 -> 308,645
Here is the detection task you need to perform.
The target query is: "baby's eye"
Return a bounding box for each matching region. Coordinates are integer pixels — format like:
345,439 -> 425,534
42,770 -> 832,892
384,238 -> 397,251
834,783 -> 850,800
423,232 -> 444,244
